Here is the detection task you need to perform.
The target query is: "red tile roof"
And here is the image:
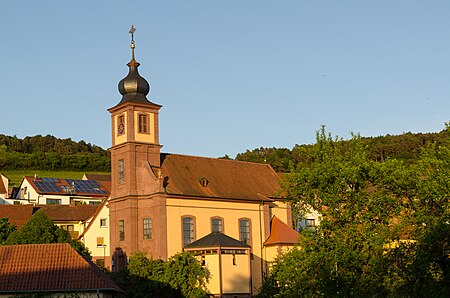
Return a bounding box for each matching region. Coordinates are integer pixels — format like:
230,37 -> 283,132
0,205 -> 36,228
83,174 -> 111,182
0,243 -> 122,293
0,205 -> 99,228
38,204 -> 100,222
264,216 -> 300,246
160,153 -> 281,202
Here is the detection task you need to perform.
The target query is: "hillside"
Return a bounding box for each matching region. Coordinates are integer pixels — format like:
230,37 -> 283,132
236,129 -> 449,172
1,129 -> 448,178
0,134 -> 110,173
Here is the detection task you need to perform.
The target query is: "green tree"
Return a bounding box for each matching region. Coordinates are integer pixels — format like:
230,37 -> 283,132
111,251 -> 208,297
5,211 -> 91,258
163,252 -> 209,297
0,217 -> 16,244
259,125 -> 450,297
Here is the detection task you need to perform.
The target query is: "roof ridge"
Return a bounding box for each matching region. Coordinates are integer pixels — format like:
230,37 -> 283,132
162,152 -> 276,168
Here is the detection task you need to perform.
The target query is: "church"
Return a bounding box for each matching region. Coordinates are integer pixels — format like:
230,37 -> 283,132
107,29 -> 299,296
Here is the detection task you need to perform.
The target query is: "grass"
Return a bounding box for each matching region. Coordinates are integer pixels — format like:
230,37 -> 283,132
1,170 -> 110,187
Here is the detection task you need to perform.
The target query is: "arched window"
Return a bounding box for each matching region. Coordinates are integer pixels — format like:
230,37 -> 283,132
143,218 -> 152,240
239,218 -> 251,245
211,217 -> 224,233
182,216 -> 195,246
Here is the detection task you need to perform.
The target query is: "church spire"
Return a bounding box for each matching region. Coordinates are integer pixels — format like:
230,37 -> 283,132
117,25 -> 151,105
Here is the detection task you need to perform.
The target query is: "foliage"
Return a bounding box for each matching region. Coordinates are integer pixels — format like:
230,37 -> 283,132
0,217 -> 16,244
164,252 -> 209,297
110,251 -> 209,298
4,211 -> 91,258
258,125 -> 450,297
236,126 -> 448,172
0,134 -> 110,172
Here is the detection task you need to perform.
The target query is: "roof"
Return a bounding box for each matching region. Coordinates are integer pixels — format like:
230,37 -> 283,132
264,216 -> 300,246
78,198 -> 109,240
23,176 -> 110,197
0,205 -> 35,228
0,243 -> 122,293
83,174 -> 111,193
37,204 -> 100,222
160,153 -> 281,202
83,173 -> 111,182
184,232 -> 250,250
0,205 -> 99,227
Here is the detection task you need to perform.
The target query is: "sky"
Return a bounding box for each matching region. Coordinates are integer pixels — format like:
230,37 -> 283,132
0,1 -> 449,158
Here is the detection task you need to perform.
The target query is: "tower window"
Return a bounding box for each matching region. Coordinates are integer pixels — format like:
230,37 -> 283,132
182,216 -> 195,246
138,114 -> 149,134
119,220 -> 125,241
143,218 -> 152,240
211,217 -> 223,233
118,159 -> 124,184
239,218 -> 251,246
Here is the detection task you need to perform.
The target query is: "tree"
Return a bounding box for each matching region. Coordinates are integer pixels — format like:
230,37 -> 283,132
0,217 -> 16,244
163,252 -> 209,297
5,211 -> 91,258
259,125 -> 450,297
111,251 -> 209,297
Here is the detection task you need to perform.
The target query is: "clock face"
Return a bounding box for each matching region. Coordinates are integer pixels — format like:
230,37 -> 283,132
118,122 -> 125,135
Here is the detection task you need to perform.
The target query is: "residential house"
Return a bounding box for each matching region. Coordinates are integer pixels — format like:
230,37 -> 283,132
0,204 -> 34,228
0,204 -> 110,268
9,176 -> 109,205
78,198 -> 112,269
107,34 -> 298,295
0,243 -> 122,297
0,173 -> 9,203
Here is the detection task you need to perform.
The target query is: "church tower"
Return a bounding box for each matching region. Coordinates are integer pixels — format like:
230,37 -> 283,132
108,27 -> 167,268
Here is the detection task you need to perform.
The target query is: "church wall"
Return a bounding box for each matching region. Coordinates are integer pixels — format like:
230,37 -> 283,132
165,197 -> 268,292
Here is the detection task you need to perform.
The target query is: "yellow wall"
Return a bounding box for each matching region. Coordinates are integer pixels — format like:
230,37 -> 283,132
113,113 -> 127,146
166,197 -> 266,291
80,203 -> 111,268
133,111 -> 155,143
221,253 -> 251,294
270,200 -> 291,226
264,244 -> 295,263
204,254 -> 220,294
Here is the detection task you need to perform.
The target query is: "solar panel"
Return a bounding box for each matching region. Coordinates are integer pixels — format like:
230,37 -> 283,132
42,177 -> 60,183
64,179 -> 107,194
34,181 -> 61,193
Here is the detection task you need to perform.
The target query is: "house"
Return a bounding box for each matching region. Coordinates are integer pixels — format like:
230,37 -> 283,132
0,204 -> 110,268
9,176 -> 109,205
0,173 -> 9,203
78,198 -> 112,269
107,32 -> 298,295
38,204 -> 100,239
0,204 -> 35,228
0,243 -> 122,297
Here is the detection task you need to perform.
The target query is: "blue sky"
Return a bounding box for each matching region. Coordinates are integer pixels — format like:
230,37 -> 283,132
0,1 -> 449,158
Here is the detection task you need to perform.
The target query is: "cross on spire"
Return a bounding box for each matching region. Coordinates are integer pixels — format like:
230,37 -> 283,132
128,25 -> 138,65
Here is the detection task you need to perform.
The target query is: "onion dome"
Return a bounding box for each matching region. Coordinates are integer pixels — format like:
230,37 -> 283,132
117,26 -> 151,105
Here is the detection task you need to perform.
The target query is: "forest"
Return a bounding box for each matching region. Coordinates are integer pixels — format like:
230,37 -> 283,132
0,128 -> 448,173
0,134 -> 110,172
